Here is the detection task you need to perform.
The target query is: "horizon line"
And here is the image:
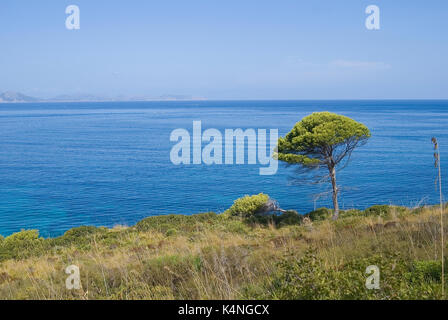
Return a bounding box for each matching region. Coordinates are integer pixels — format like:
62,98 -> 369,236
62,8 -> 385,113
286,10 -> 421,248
2,98 -> 448,104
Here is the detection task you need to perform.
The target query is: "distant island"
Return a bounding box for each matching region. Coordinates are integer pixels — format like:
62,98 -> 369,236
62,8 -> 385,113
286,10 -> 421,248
0,91 -> 207,103
0,91 -> 38,103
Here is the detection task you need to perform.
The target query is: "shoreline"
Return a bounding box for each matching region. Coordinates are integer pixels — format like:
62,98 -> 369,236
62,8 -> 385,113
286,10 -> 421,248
1,200 -> 445,240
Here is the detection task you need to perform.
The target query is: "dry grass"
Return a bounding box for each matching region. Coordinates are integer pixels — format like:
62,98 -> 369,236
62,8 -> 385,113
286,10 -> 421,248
0,205 -> 447,300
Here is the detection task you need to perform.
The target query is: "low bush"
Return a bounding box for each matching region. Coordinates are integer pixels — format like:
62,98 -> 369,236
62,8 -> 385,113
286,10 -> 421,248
0,230 -> 47,261
306,208 -> 333,221
364,205 -> 408,218
266,249 -> 443,300
275,210 -> 304,226
136,212 -> 218,233
226,194 -> 302,227
225,193 -> 269,219
165,228 -> 177,237
339,209 -> 363,218
411,259 -> 448,282
245,210 -> 303,227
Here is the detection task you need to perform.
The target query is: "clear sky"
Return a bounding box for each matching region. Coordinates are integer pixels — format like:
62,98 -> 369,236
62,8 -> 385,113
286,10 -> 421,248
0,0 -> 447,99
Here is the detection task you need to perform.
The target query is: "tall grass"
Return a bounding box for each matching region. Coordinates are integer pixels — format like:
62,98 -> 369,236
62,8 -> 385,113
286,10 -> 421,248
0,204 -> 448,299
432,137 -> 444,297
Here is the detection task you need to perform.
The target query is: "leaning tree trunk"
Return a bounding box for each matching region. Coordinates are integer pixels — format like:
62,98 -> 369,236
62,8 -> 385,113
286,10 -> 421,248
329,165 -> 339,220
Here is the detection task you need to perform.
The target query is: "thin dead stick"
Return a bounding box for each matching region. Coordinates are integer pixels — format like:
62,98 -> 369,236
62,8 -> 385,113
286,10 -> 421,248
438,145 -> 444,298
432,137 -> 444,298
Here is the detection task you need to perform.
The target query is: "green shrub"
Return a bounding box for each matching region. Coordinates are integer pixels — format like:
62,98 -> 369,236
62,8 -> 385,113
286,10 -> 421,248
0,230 -> 46,261
165,228 -> 177,237
267,249 -> 364,299
364,205 -> 408,218
364,205 -> 390,217
215,219 -> 248,234
306,208 -> 332,221
225,193 -> 269,219
275,210 -> 303,226
266,249 -> 441,300
333,216 -> 365,230
243,214 -> 271,225
136,212 -> 217,233
49,225 -> 106,249
4,230 -> 40,242
244,212 -> 302,226
340,209 -> 363,218
411,260 -> 447,282
63,226 -> 100,238
237,203 -> 303,227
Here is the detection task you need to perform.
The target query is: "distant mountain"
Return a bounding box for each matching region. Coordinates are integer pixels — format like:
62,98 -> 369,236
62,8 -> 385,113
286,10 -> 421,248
0,91 -> 206,103
158,94 -> 194,100
50,93 -> 206,102
0,91 -> 37,103
51,94 -> 109,102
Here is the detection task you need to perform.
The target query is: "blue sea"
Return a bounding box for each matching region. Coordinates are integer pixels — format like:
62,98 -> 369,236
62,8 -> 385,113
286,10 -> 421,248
0,100 -> 447,237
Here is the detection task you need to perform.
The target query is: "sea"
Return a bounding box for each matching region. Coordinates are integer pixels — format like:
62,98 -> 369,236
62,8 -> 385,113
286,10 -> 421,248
0,100 -> 447,237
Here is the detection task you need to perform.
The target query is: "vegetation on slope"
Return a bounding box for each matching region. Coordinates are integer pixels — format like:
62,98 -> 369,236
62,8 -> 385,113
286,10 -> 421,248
0,194 -> 447,300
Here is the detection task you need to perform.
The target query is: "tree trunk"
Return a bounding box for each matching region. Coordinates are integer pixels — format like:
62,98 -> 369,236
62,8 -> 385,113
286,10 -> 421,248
329,165 -> 339,220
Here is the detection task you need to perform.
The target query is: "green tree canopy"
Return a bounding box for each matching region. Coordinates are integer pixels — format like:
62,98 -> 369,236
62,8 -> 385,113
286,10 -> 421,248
276,112 -> 371,219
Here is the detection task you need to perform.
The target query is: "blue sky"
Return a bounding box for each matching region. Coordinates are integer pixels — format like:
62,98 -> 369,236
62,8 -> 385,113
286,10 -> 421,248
0,0 -> 447,99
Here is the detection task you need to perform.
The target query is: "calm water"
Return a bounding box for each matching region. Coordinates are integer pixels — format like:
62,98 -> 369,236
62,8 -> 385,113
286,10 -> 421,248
0,100 -> 447,237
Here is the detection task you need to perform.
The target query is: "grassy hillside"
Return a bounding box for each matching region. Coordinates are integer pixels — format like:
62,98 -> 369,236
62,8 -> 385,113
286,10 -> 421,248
0,194 -> 447,300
